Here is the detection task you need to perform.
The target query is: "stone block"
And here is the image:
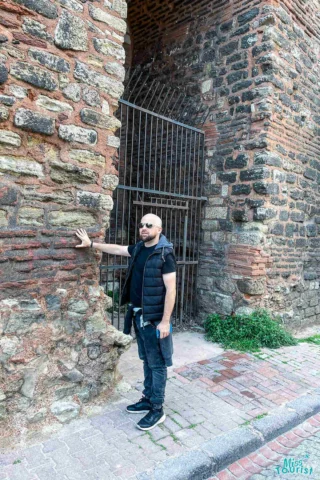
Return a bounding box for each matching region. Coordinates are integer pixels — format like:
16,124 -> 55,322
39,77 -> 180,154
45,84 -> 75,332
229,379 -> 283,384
82,87 -> 101,107
107,135 -> 120,148
23,187 -> 73,204
201,79 -> 212,94
227,70 -> 245,85
0,155 -> 44,177
202,427 -> 262,472
242,86 -> 273,102
22,18 -> 54,42
225,154 -> 248,169
14,108 -> 55,135
252,408 -> 300,442
102,174 -> 119,190
205,207 -> 228,219
85,312 -> 107,334
149,450 -> 213,480
0,64 -> 8,84
0,186 -> 18,205
77,191 -> 113,211
240,167 -> 270,181
0,94 -> 15,106
253,182 -> 279,195
241,33 -> 258,49
63,369 -> 84,383
232,209 -> 248,222
0,105 -> 9,122
57,0 -> 83,12
219,40 -> 238,57
232,79 -> 253,93
9,84 -> 28,99
232,184 -> 251,195
50,160 -> 98,184
290,211 -> 305,222
237,278 -> 265,295
80,108 -> 121,131
11,61 -> 58,91
93,37 -> 125,61
62,83 -> 81,102
74,61 -> 124,99
50,401 -> 80,423
54,10 -> 88,51
238,7 -> 259,25
201,220 -> 219,230
208,291 -> 233,315
14,0 -> 58,18
253,207 -> 277,221
27,408 -> 47,424
5,310 -> 45,334
18,207 -> 44,226
0,209 -> 8,226
88,4 -> 126,33
104,62 -> 125,80
58,125 -> 97,145
28,48 -> 70,73
69,149 -> 105,166
36,95 -> 73,113
217,172 -> 237,183
0,130 -> 21,147
48,210 -> 96,227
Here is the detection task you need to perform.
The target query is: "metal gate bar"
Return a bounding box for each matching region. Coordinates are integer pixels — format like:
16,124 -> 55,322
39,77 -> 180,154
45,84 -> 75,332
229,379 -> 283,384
100,99 -> 205,331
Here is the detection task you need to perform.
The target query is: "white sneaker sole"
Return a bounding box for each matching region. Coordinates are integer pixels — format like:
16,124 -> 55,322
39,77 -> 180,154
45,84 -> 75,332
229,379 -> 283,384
136,414 -> 166,431
126,408 -> 151,414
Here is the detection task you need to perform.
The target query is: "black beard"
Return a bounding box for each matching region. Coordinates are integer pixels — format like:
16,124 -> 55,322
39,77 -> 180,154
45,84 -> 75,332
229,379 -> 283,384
139,233 -> 157,243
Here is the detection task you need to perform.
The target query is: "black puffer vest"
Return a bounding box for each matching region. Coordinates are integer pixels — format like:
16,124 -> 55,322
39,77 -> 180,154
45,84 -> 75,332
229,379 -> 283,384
120,234 -> 174,323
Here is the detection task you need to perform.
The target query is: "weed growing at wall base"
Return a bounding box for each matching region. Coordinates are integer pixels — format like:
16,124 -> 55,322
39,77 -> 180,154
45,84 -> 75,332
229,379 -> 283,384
204,309 -> 297,352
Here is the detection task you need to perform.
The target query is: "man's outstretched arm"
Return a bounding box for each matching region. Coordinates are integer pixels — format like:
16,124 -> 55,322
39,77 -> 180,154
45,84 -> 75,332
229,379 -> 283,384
75,229 -> 130,257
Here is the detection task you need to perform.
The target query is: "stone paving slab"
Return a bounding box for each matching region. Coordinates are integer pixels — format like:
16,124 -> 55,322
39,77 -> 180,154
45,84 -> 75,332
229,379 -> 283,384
1,343 -> 320,479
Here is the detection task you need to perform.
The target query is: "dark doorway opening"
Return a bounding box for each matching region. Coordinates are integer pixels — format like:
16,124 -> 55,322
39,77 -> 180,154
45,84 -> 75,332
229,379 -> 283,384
100,74 -> 207,331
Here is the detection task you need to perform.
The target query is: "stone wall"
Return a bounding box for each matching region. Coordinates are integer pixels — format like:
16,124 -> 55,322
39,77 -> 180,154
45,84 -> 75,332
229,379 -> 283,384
128,0 -> 320,331
0,0 -> 131,446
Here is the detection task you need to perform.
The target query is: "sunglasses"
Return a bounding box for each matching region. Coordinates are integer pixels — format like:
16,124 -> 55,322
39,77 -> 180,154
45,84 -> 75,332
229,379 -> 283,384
138,223 -> 160,229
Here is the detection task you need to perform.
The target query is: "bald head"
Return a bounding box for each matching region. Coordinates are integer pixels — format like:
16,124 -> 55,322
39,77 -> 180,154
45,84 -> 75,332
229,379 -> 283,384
141,213 -> 162,228
139,213 -> 162,244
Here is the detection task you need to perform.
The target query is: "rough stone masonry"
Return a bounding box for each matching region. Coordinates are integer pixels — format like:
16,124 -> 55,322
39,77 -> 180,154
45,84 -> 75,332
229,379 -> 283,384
128,0 -> 320,331
0,0 -> 130,445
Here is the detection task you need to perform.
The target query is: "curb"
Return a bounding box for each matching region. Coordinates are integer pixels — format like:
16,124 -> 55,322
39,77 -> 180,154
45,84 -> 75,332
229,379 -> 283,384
137,392 -> 320,480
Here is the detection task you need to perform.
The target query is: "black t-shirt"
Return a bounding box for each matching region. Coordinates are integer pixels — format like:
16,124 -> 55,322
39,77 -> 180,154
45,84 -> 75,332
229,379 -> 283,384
127,244 -> 176,307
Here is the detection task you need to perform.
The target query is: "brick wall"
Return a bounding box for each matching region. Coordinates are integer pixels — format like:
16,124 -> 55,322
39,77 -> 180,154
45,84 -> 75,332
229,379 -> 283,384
0,0 -> 131,445
128,0 -> 320,330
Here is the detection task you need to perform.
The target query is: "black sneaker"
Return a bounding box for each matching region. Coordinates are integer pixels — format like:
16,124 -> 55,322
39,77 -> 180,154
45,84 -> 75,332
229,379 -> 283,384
126,396 -> 151,414
136,406 -> 166,431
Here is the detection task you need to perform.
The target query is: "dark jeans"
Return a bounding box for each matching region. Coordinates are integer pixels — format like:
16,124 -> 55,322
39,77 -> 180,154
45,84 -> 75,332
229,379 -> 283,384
133,313 -> 173,406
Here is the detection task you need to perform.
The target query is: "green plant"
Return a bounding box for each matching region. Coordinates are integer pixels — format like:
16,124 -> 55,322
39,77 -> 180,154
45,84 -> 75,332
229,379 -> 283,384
204,309 -> 297,352
299,335 -> 320,345
241,412 -> 268,426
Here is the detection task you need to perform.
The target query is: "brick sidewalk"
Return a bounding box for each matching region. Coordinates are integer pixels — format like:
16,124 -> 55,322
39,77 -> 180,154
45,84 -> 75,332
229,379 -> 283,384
1,342 -> 320,480
209,413 -> 320,479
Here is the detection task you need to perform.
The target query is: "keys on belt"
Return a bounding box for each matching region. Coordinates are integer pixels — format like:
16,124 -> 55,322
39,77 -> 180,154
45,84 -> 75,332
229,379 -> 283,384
133,307 -> 150,327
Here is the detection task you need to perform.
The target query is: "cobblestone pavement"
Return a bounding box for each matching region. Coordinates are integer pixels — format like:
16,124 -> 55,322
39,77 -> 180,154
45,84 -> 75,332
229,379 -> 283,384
209,413 -> 320,480
1,342 -> 320,480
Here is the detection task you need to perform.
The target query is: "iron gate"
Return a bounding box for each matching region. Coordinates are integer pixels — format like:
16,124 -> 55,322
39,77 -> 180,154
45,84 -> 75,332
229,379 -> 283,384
100,98 -> 206,330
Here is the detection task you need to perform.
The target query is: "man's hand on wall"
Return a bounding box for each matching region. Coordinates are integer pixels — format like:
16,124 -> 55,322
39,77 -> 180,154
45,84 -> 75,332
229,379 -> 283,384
75,229 -> 91,248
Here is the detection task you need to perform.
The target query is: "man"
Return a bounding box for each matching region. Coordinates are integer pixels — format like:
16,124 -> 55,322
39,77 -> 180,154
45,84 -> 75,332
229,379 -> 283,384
75,213 -> 176,431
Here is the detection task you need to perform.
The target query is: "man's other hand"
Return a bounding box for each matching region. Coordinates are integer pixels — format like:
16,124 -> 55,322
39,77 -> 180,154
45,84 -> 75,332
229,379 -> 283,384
157,321 -> 171,339
75,229 -> 91,248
